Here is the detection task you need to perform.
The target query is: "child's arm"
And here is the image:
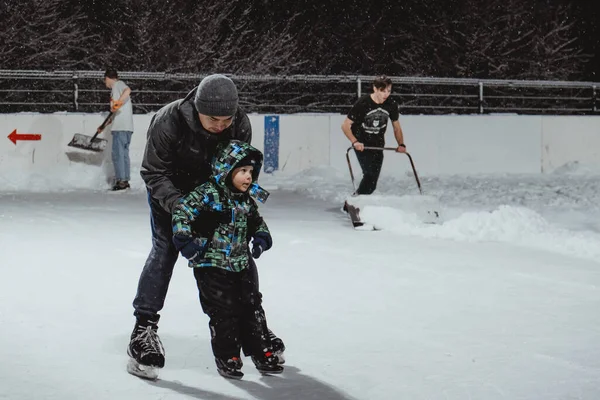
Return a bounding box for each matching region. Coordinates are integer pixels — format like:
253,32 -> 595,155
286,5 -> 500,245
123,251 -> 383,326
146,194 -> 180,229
247,200 -> 269,235
248,201 -> 272,259
172,188 -> 212,260
172,190 -> 204,235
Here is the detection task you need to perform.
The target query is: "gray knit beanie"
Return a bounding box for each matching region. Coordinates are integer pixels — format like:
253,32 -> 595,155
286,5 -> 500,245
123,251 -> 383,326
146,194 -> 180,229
194,74 -> 239,116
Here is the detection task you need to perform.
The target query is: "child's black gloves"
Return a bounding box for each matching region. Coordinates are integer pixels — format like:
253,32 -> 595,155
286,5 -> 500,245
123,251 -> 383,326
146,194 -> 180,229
251,232 -> 272,259
172,235 -> 206,262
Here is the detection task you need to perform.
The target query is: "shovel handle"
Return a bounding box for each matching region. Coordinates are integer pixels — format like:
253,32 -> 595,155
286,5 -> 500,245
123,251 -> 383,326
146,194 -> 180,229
90,111 -> 115,141
345,145 -> 423,195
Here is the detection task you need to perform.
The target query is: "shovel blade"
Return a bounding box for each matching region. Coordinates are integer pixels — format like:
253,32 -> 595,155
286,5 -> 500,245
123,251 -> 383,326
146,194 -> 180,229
68,134 -> 107,152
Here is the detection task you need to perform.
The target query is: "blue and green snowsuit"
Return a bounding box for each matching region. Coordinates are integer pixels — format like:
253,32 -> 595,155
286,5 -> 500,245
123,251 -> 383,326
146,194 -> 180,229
172,140 -> 273,359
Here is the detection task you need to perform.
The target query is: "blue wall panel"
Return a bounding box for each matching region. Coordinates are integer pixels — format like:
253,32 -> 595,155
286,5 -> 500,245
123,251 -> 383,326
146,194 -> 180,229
263,115 -> 279,173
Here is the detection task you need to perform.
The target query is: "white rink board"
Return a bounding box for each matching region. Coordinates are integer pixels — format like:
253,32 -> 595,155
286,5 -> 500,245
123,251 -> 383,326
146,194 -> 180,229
1,113 -> 599,183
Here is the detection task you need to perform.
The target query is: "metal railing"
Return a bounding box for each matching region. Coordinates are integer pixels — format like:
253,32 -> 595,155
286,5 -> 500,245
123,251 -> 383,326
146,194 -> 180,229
0,70 -> 598,115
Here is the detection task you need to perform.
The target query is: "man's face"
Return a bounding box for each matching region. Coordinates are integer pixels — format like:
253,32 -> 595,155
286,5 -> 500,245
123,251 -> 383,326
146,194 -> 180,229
373,84 -> 392,103
198,114 -> 234,134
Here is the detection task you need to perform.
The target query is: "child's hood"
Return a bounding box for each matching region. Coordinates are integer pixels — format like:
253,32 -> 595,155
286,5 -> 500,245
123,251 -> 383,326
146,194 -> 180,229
211,140 -> 269,203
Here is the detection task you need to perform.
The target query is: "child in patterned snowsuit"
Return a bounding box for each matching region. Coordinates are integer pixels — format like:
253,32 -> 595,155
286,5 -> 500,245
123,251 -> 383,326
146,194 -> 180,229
171,140 -> 282,379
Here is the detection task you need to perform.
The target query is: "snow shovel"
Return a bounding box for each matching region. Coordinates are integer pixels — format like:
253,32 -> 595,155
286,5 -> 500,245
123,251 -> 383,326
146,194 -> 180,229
344,146 -> 441,225
67,111 -> 114,152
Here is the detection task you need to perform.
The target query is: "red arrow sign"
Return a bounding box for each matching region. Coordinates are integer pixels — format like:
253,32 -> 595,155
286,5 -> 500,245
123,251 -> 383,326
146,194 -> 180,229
8,129 -> 42,145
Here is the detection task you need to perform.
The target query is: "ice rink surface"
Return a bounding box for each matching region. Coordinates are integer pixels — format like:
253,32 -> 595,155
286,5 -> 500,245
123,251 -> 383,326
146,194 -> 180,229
1,165 -> 599,399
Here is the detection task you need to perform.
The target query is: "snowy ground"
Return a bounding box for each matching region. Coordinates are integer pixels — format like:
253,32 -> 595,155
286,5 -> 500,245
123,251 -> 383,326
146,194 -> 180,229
1,164 -> 600,400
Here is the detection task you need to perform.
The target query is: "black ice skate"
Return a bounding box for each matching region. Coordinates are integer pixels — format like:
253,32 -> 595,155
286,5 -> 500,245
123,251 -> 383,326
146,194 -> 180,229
252,351 -> 284,375
126,319 -> 165,380
215,357 -> 244,380
268,329 -> 286,365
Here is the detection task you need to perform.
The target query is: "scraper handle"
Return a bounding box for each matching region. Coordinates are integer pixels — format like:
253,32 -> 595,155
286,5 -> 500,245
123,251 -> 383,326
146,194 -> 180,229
346,146 -> 423,195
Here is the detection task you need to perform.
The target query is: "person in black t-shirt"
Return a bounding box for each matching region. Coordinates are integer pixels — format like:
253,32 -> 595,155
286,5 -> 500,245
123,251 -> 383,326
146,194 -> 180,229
341,75 -> 407,195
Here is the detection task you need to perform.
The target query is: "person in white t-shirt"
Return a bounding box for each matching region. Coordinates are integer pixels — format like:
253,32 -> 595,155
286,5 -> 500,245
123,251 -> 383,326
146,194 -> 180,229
104,68 -> 134,191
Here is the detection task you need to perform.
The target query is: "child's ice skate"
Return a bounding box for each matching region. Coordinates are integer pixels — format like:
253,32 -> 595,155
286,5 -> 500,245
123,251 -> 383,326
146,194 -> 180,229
252,351 -> 284,375
126,319 -> 165,380
268,329 -> 286,365
215,357 -> 244,379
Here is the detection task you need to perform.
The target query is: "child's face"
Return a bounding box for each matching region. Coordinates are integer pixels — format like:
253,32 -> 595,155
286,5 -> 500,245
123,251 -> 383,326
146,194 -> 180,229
231,165 -> 254,192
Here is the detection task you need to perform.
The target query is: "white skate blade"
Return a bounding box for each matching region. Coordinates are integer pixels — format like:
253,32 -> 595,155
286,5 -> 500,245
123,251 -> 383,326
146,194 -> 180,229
257,367 -> 284,375
275,351 -> 286,365
127,358 -> 159,380
217,369 -> 244,380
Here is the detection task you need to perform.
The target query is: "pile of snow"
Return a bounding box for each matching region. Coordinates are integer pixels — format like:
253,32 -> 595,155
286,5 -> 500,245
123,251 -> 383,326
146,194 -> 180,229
0,161 -> 145,193
347,193 -> 442,224
551,161 -> 600,176
361,204 -> 600,261
263,167 -> 600,261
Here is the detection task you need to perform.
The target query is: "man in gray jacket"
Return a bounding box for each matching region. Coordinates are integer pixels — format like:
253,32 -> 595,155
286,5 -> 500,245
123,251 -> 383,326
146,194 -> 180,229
127,74 -> 284,380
